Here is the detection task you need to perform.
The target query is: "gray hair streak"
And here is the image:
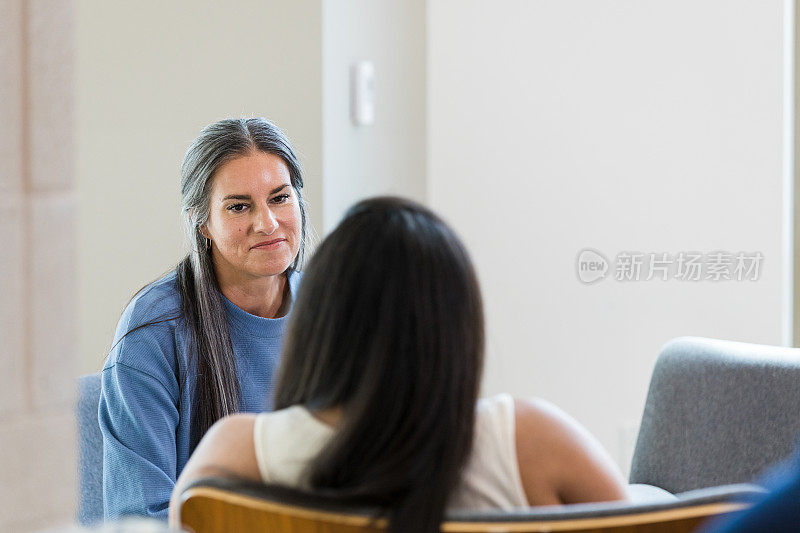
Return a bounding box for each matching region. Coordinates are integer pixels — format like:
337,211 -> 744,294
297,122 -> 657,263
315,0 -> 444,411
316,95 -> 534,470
176,117 -> 308,446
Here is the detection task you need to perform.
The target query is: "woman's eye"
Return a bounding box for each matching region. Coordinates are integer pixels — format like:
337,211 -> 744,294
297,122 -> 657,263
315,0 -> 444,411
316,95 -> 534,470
271,194 -> 290,204
227,203 -> 248,212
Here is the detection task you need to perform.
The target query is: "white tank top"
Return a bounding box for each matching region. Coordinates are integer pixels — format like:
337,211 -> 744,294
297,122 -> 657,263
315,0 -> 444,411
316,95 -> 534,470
253,393 -> 530,510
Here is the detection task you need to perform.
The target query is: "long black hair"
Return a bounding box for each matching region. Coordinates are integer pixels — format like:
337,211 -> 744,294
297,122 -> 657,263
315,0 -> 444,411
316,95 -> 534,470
275,197 -> 484,533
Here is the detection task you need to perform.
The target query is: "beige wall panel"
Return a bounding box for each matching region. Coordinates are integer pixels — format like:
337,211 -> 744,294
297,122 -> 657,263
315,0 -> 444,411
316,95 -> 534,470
0,199 -> 25,416
0,0 -> 23,192
30,194 -> 77,409
27,0 -> 75,191
0,414 -> 76,531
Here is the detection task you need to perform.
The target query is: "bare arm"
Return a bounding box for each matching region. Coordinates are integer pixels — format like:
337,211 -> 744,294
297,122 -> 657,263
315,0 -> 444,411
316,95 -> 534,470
514,398 -> 628,506
168,414 -> 262,529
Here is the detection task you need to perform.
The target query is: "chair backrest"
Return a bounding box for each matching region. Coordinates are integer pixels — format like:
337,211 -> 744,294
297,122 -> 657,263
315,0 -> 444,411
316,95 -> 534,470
178,477 -> 757,533
77,372 -> 103,525
630,336 -> 800,493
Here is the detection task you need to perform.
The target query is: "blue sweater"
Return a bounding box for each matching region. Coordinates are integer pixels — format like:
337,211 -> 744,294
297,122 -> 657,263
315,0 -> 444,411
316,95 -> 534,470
98,270 -> 300,520
702,446 -> 800,532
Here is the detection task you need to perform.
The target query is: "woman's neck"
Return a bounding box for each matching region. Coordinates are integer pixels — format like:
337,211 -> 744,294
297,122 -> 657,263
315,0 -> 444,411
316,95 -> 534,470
217,269 -> 289,319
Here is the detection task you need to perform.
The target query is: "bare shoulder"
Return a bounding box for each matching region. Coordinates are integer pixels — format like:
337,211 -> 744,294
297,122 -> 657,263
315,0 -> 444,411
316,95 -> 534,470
513,397 -> 595,477
204,413 -> 258,443
513,397 -> 595,450
513,397 -> 571,431
181,413 -> 261,482
170,413 -> 261,526
513,397 -> 627,505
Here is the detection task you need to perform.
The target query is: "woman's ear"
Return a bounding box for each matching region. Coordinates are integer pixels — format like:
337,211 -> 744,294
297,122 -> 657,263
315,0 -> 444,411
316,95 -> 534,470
190,209 -> 211,240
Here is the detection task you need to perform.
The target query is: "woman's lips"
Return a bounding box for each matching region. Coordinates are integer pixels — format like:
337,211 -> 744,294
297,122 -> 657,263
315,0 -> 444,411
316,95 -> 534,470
251,238 -> 286,250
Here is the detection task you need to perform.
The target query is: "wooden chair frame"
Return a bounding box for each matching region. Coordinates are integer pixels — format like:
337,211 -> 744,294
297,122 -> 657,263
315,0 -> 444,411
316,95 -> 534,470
179,483 -> 751,533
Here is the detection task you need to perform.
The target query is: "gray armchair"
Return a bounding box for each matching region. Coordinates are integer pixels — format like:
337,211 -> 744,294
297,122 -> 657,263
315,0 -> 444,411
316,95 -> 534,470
77,372 -> 103,525
630,336 -> 800,493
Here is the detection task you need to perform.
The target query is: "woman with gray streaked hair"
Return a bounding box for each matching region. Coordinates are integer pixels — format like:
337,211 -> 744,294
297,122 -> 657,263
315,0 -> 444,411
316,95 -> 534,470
98,117 -> 309,520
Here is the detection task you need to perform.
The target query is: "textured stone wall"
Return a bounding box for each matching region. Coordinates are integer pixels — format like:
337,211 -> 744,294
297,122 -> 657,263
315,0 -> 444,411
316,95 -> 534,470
0,0 -> 77,530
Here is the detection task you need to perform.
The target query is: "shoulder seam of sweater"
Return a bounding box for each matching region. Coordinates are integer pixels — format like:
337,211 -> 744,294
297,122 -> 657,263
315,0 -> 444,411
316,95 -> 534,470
108,360 -> 180,404
123,295 -> 182,328
120,275 -> 181,326
111,322 -> 179,373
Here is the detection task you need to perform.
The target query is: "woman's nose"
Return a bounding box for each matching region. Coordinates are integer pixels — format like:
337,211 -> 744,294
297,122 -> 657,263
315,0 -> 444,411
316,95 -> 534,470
255,207 -> 279,235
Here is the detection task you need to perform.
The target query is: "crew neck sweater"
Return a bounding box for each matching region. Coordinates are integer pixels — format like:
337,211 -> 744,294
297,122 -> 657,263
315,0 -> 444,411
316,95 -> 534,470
98,269 -> 300,520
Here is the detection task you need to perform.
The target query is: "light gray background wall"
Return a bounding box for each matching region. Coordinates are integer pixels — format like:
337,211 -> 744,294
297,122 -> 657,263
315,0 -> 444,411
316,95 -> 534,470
321,0 -> 427,232
427,0 -> 785,468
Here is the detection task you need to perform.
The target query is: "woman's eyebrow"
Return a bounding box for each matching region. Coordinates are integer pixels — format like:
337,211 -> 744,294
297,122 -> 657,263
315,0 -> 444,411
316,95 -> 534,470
221,194 -> 251,202
220,185 -> 289,202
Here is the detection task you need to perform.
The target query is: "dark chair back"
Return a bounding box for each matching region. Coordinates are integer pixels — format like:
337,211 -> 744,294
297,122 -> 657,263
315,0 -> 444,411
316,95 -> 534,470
178,477 -> 759,533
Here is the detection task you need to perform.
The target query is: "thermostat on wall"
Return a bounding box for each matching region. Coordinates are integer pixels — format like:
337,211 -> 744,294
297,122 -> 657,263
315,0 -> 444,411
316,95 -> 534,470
350,61 -> 375,126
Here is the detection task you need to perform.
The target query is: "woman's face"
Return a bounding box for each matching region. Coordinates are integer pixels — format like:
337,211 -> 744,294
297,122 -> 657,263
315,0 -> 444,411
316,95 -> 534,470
201,151 -> 302,282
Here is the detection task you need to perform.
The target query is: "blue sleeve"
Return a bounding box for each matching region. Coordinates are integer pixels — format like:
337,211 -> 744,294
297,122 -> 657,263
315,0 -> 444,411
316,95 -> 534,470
99,326 -> 181,520
701,453 -> 800,532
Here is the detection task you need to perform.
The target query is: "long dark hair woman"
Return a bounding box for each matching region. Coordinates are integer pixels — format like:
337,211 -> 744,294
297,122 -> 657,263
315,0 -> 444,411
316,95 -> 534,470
99,117 -> 309,519
170,197 -> 627,532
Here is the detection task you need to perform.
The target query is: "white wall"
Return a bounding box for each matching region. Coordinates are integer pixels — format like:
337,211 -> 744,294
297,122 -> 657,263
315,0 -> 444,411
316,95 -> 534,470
427,0 -> 785,469
321,0 -> 427,232
76,0 -> 324,373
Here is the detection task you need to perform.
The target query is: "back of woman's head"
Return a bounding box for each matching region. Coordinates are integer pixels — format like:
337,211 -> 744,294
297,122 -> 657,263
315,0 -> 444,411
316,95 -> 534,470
275,197 -> 484,533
